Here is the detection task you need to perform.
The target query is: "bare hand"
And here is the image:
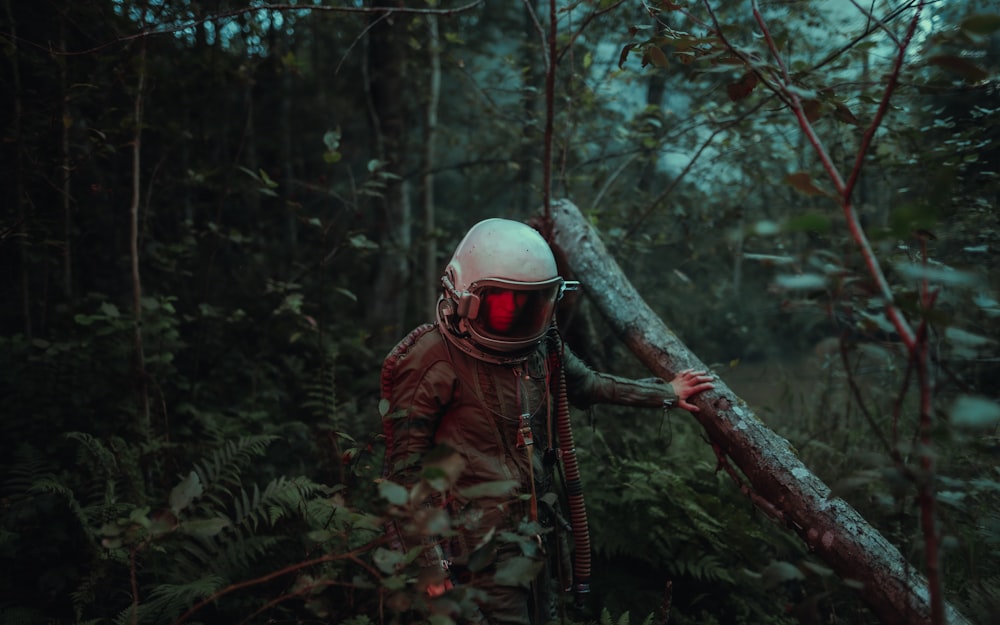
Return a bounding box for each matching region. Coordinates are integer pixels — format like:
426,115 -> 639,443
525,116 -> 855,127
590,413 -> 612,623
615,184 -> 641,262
669,369 -> 715,412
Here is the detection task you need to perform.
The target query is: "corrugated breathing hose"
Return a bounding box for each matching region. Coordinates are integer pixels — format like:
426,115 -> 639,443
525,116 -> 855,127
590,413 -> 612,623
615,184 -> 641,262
555,361 -> 591,607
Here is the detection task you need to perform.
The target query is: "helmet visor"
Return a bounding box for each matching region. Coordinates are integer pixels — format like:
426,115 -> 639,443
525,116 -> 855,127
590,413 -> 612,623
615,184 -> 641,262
468,279 -> 561,348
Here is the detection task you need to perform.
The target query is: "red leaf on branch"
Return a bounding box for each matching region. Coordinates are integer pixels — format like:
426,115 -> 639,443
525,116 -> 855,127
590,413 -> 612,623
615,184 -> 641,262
727,72 -> 759,101
619,44 -> 632,69
832,101 -> 861,125
927,55 -> 990,83
644,45 -> 670,68
784,172 -> 829,197
802,99 -> 823,122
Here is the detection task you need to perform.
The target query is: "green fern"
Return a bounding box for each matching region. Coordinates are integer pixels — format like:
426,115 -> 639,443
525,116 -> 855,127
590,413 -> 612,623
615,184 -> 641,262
302,365 -> 340,426
192,434 -> 280,494
598,607 -> 654,625
669,553 -> 736,585
167,452 -> 333,582
2,443 -> 57,497
112,576 -> 225,625
963,575 -> 1000,625
65,431 -> 119,477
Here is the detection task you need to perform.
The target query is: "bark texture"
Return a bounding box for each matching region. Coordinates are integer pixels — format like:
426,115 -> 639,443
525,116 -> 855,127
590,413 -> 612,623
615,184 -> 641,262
548,199 -> 970,625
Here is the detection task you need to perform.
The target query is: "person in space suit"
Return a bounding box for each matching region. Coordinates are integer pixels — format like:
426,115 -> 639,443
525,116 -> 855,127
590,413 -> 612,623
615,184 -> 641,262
380,218 -> 714,625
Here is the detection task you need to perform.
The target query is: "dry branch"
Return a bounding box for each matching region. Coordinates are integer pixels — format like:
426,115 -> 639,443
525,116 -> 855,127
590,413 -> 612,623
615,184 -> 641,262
548,199 -> 971,625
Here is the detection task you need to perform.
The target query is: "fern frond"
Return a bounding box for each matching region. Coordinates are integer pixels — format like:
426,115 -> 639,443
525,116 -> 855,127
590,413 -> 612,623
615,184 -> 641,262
114,576 -> 225,625
28,474 -> 93,529
2,444 -> 57,497
302,367 -> 339,426
216,534 -> 285,575
65,431 -> 119,477
193,435 -> 280,493
669,553 -> 736,585
964,575 -> 1000,624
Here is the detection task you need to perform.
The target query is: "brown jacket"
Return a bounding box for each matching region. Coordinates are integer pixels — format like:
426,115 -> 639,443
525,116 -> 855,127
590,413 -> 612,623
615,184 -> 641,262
380,323 -> 675,562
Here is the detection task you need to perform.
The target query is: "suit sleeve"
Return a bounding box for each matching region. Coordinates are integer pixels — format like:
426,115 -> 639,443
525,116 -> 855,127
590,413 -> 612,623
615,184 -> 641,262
561,341 -> 677,409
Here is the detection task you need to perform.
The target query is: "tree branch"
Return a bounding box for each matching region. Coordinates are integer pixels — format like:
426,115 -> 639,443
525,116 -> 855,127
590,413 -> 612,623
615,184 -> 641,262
549,198 -> 973,625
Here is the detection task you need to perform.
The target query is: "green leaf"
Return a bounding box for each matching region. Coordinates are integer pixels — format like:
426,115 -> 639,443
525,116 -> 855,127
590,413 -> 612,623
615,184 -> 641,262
336,287 -> 358,302
950,395 -> 1000,429
129,506 -> 152,528
945,327 -> 996,349
181,517 -> 230,538
258,168 -> 278,189
100,301 -> 121,318
349,234 -> 379,251
893,262 -> 978,287
785,213 -> 831,233
961,14 -> 1000,35
378,480 -> 409,506
467,541 -> 497,573
418,508 -> 451,535
937,491 -> 967,510
752,220 -> 781,236
973,294 -> 1000,318
373,547 -> 405,574
458,480 -> 518,499
773,274 -> 826,291
323,128 -> 341,152
381,574 -> 407,590
760,560 -> 805,589
169,471 -> 203,514
493,555 -> 543,587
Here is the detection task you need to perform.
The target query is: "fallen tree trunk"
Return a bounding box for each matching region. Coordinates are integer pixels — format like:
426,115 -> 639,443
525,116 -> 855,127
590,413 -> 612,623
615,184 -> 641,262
547,199 -> 971,625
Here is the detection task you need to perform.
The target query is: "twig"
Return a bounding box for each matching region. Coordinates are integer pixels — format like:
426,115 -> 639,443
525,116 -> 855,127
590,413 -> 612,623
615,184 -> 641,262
170,544 -> 384,625
750,0 -> 919,349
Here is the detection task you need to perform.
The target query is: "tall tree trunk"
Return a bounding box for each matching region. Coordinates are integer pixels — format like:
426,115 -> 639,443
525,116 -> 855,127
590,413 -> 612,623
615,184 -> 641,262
516,0 -> 542,214
6,0 -> 31,338
422,14 -> 441,319
59,15 -> 72,300
277,22 -> 297,252
367,13 -> 411,346
548,198 -> 972,625
130,40 -> 150,438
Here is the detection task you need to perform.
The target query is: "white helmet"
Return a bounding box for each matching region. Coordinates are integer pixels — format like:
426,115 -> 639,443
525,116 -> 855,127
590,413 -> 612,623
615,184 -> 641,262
437,218 -> 577,364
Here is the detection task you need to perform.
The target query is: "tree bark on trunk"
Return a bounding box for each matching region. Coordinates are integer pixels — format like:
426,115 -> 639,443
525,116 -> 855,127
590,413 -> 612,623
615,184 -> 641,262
367,13 -> 411,347
6,0 -> 31,339
547,198 -> 971,625
421,14 -> 441,320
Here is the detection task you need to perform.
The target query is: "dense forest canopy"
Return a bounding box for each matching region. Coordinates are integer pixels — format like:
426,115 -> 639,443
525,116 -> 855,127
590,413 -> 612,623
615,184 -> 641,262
1,1 -> 999,624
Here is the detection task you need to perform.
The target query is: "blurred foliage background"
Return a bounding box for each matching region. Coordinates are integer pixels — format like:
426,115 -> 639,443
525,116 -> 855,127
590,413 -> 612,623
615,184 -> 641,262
1,1 -> 998,624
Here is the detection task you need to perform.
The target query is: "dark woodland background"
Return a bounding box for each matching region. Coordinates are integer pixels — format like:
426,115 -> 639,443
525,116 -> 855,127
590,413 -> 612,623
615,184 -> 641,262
1,1 -> 999,624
